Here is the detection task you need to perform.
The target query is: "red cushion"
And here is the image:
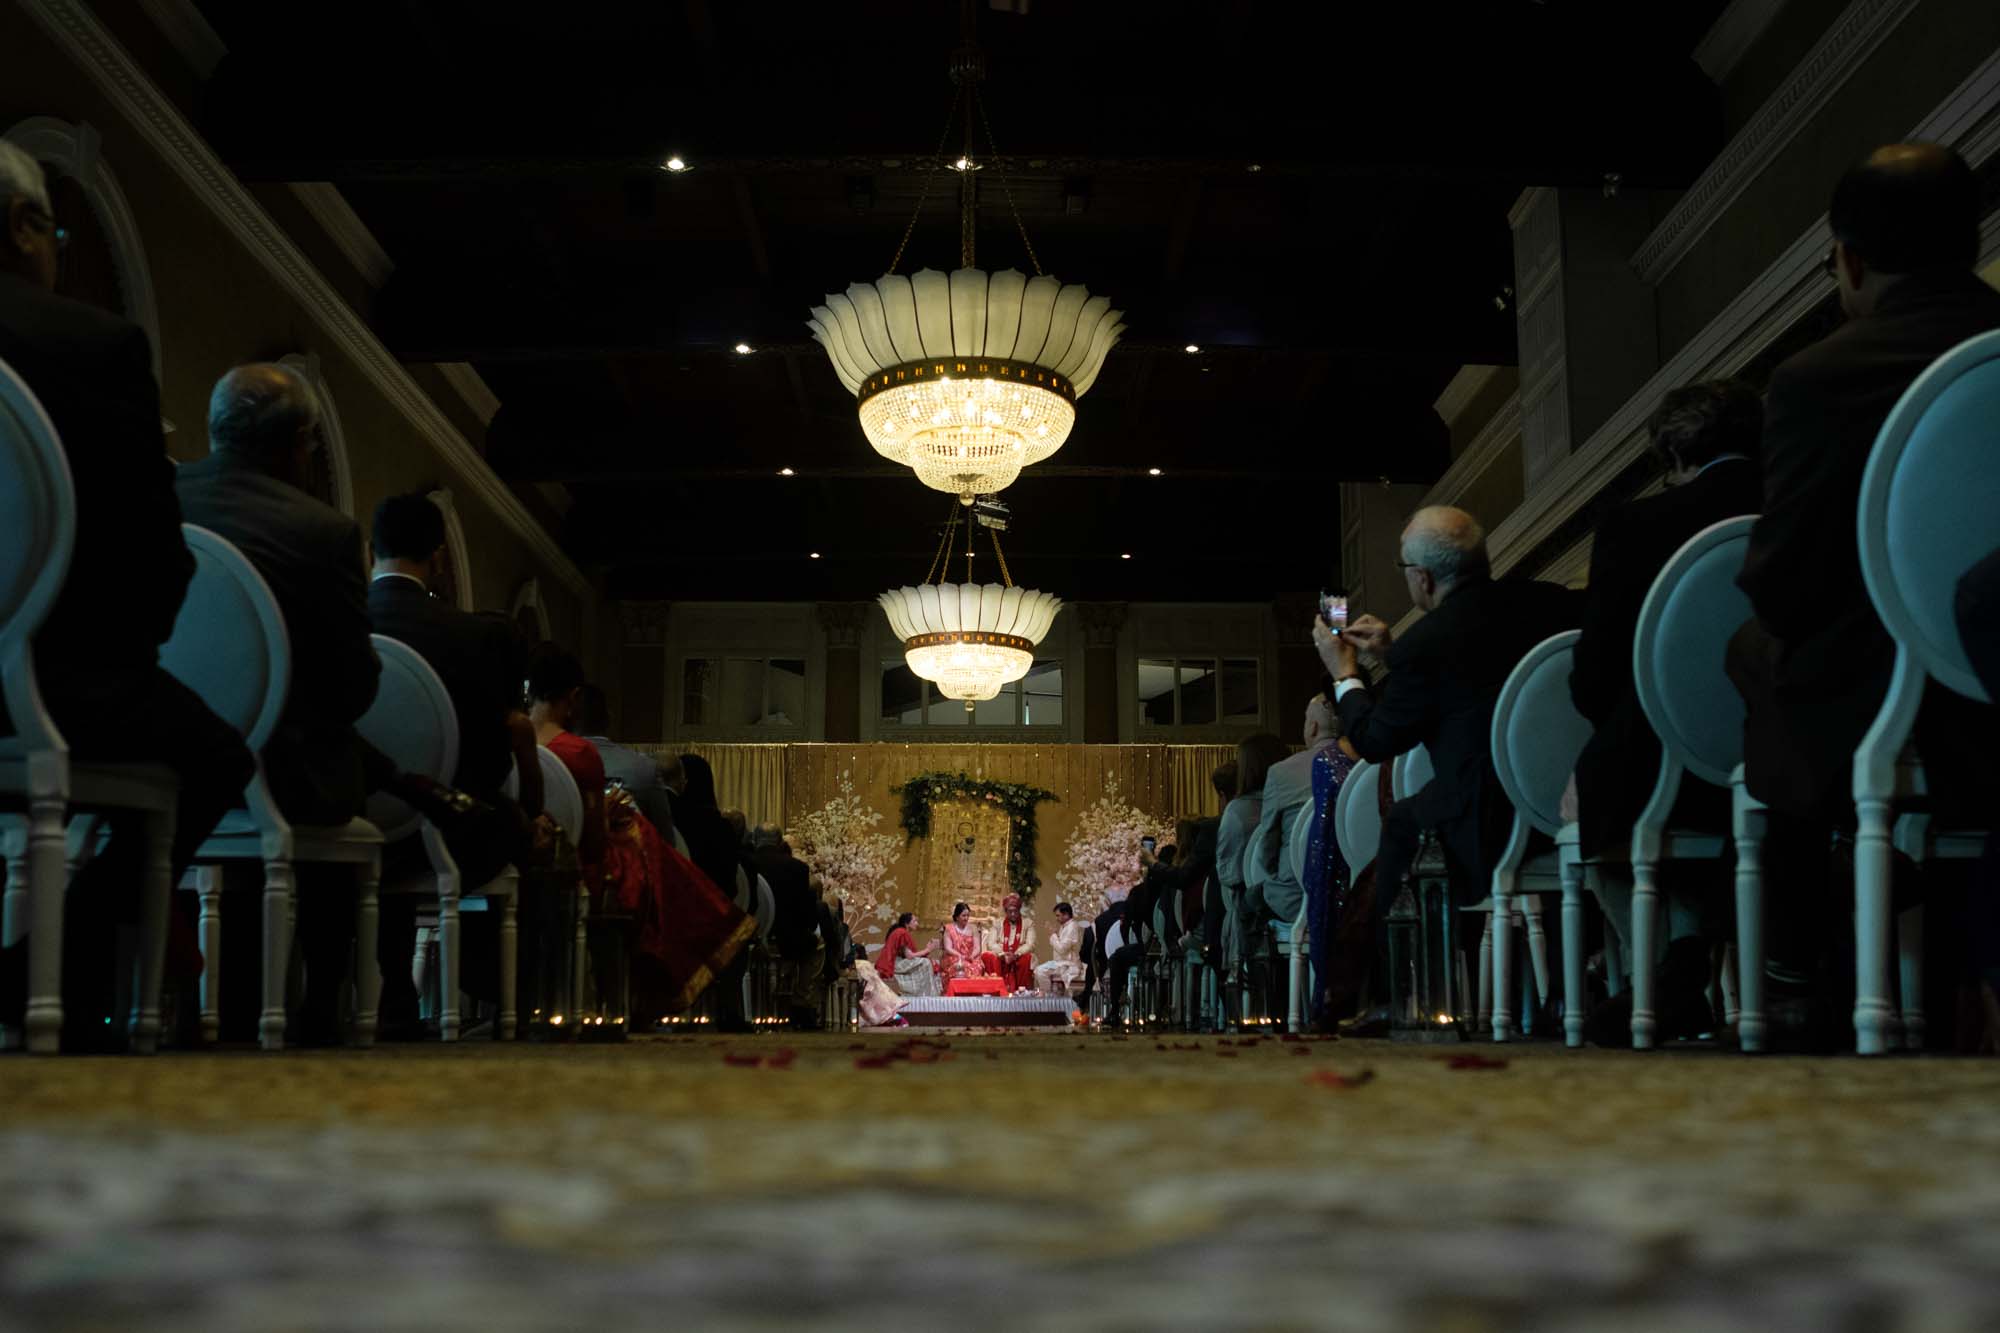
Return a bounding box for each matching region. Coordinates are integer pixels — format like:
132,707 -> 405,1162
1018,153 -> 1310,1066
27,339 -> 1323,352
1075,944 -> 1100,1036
945,977 -> 1008,997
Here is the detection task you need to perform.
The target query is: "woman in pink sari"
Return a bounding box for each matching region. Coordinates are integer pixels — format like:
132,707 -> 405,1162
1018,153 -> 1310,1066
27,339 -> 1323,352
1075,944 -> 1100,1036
940,902 -> 989,981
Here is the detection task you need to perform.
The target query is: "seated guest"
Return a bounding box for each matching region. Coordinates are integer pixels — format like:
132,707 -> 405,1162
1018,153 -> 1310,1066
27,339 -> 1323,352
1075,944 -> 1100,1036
940,902 -> 987,981
1197,762 -> 1239,960
573,684 -> 675,842
1730,143 -> 2000,1036
527,647 -> 608,882
1320,505 -> 1580,1010
1036,902 -> 1085,993
748,823 -> 827,1029
878,911 -> 939,997
672,754 -> 753,1030
854,953 -> 909,1027
1244,690 -> 1354,1025
1567,381 -> 1763,1044
602,782 -> 753,1020
0,144 -> 253,1047
982,893 -> 1036,993
1955,550 -> 2000,1053
1215,736 -> 1288,978
368,491 -> 540,1031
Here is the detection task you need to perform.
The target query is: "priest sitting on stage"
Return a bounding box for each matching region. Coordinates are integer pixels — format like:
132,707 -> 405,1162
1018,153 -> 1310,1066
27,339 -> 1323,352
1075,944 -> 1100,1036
1035,902 -> 1084,994
982,893 -> 1037,993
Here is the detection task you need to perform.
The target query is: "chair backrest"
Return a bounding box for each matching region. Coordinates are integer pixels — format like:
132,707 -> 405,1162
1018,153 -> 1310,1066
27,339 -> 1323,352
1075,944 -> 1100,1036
1286,797 -> 1314,888
1633,516 -> 1756,788
1858,328 -> 2000,704
160,525 -> 290,755
753,875 -> 776,944
1391,744 -> 1434,802
356,634 -> 460,842
0,357 -> 76,744
1335,760 -> 1382,872
538,745 -> 584,845
1490,630 -> 1590,838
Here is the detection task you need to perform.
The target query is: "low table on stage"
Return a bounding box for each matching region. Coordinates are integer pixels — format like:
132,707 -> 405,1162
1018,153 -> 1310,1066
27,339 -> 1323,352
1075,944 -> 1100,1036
944,977 -> 1008,997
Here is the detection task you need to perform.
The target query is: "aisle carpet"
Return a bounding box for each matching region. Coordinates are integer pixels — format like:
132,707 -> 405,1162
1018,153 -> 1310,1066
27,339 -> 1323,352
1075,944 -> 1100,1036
3,1034 -> 2000,1331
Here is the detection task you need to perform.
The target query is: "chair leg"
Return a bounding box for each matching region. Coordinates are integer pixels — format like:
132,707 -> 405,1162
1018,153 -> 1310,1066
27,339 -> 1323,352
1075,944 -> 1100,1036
259,857 -> 295,1051
353,859 -> 380,1048
1560,854 -> 1586,1049
1719,943 -> 1740,1031
571,890 -> 588,1027
195,869 -> 222,1046
1854,796 -> 1896,1056
1630,857 -> 1660,1051
126,808 -> 174,1055
1475,916 -> 1492,1034
438,881 -> 462,1042
499,886 -> 519,1041
4,828 -> 26,1051
24,794 -> 67,1054
1491,879 -> 1515,1043
1732,778 -> 1767,1053
1523,899 -> 1551,1011
1896,905 -> 1925,1053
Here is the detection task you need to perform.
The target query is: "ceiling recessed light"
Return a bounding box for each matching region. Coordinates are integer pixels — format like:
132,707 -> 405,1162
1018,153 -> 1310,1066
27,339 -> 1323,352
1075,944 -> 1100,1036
809,551 -> 821,559
734,342 -> 753,354
1120,552 -> 1132,560
778,467 -> 795,476
1183,343 -> 1200,354
663,155 -> 688,173
1246,163 -> 1262,173
1147,467 -> 1162,476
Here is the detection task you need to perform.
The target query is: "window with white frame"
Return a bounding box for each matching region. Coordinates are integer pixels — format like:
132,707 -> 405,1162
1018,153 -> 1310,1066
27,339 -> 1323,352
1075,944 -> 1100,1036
1138,656 -> 1260,727
879,659 -> 1063,727
682,657 -> 807,729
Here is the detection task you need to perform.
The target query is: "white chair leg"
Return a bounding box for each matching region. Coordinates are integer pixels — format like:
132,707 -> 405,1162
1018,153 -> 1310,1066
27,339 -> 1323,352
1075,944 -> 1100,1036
196,868 -> 222,1045
499,879 -> 519,1041
4,826 -> 28,1051
259,857 -> 295,1051
1475,916 -> 1493,1034
1559,851 -> 1586,1048
1287,911 -> 1306,1032
1523,898 -> 1550,1012
353,858 -> 380,1048
1732,774 -> 1767,1053
1896,904 -> 1925,1053
438,880 -> 462,1042
1630,857 -> 1660,1050
24,794 -> 67,1054
1854,796 -> 1896,1056
1491,880 -> 1515,1043
126,808 -> 174,1055
571,889 -> 588,1026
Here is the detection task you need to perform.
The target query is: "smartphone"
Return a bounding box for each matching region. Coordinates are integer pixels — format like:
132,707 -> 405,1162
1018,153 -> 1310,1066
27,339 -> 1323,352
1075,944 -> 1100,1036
1140,836 -> 1157,854
1319,590 -> 1349,634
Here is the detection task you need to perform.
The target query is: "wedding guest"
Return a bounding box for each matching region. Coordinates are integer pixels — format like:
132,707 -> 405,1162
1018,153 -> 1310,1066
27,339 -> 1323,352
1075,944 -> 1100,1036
854,956 -> 909,1027
1243,691 -> 1350,950
1036,902 -> 1086,994
674,754 -> 753,1029
982,893 -> 1037,993
574,684 -> 675,842
527,646 -> 607,882
0,143 -> 252,1048
941,902 -> 987,981
748,823 -> 827,1029
602,785 -> 752,1021
1214,734 -> 1288,1024
877,911 -> 939,997
1198,762 -> 1239,958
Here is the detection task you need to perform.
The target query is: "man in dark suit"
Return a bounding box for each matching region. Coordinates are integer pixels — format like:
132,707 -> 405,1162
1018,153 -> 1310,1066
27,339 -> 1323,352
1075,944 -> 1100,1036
368,492 -> 539,1030
1319,505 -> 1581,991
747,823 -> 825,1028
573,684 -> 674,841
1730,143 -> 2000,1006
1568,380 -> 1764,1043
0,144 -> 252,1045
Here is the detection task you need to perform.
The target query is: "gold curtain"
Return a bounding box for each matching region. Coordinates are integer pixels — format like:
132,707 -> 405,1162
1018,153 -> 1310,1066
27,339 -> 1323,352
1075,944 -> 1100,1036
634,743 -> 790,827
1168,744 -> 1240,821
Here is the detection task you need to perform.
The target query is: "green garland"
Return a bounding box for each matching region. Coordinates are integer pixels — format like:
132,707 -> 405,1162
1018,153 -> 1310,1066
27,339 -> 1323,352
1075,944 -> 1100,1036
892,771 -> 1057,901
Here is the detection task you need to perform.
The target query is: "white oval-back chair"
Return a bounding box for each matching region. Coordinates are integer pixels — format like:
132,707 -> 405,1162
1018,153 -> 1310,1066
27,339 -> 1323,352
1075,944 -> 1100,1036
534,743 -> 586,1026
163,526 -> 385,1050
1850,330 -> 2000,1055
1630,517 -> 1755,1050
0,357 -> 178,1055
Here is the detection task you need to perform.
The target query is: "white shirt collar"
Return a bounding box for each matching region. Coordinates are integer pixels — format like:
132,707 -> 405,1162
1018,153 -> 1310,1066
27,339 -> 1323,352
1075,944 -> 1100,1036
1696,454 -> 1752,476
370,572 -> 429,591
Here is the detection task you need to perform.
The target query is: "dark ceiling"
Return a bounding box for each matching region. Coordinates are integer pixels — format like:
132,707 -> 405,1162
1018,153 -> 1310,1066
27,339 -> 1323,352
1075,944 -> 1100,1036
190,0 -> 1728,602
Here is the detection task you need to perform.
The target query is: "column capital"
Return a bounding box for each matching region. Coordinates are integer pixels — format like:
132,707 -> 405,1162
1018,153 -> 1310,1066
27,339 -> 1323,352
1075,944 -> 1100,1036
815,601 -> 875,649
616,599 -> 670,645
1073,601 -> 1128,646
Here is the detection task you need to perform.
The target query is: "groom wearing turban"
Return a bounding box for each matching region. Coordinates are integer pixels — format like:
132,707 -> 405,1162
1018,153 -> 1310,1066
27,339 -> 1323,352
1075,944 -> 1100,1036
981,894 -> 1037,994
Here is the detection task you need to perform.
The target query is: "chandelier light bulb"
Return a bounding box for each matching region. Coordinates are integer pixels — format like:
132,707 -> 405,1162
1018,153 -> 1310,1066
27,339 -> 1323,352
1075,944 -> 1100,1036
663,155 -> 688,173
1183,343 -> 1200,354
734,342 -> 753,354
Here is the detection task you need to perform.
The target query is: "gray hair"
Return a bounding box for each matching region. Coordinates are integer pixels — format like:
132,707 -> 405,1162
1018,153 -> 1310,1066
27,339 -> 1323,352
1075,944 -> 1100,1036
747,822 -> 785,851
0,141 -> 52,215
1401,505 -> 1489,589
207,363 -> 322,458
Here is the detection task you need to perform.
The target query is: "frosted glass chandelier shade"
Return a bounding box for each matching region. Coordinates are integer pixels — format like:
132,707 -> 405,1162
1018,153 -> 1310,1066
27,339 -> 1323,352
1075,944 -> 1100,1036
878,582 -> 1062,701
809,267 -> 1123,501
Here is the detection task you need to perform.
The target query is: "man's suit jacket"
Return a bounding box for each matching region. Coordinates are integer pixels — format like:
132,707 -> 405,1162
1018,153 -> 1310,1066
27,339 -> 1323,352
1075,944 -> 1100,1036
175,453 -> 380,821
750,845 -> 820,959
587,735 -> 676,839
1244,742 -> 1327,926
1737,269 -> 2000,818
0,273 -> 190,676
1337,577 -> 1581,876
370,574 -> 518,798
1569,458 -> 1762,855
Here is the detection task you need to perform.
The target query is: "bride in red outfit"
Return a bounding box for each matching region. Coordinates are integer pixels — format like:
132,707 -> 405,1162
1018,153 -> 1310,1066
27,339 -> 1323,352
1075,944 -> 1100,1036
940,902 -> 989,981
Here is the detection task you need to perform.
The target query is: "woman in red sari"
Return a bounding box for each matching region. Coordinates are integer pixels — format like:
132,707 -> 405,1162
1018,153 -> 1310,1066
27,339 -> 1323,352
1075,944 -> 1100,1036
528,647 -> 607,883
601,786 -> 754,1015
941,902 -> 989,981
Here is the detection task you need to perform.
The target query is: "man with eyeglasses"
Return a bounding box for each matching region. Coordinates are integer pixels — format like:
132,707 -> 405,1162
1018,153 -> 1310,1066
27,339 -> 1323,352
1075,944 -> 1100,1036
0,141 -> 255,1049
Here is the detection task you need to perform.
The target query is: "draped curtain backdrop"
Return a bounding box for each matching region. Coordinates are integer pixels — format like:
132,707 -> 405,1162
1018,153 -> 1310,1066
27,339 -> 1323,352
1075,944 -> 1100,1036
635,743 -> 790,829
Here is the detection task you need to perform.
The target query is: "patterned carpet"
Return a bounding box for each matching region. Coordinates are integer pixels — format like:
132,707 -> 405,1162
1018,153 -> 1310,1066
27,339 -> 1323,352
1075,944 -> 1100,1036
3,1034 -> 2000,1331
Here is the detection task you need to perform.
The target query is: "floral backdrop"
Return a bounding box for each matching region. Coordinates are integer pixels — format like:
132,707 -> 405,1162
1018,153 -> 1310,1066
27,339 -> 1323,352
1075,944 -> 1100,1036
788,770 -> 902,941
1057,777 -> 1178,921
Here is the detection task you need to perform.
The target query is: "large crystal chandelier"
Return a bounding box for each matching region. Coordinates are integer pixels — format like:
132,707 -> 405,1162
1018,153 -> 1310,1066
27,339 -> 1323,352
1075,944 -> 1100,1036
805,9 -> 1121,504
880,503 -> 1061,704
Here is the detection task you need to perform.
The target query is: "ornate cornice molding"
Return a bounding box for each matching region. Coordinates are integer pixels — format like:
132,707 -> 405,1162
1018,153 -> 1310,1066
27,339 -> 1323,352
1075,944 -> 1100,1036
815,601 -> 874,649
1693,0 -> 1793,84
1631,0 -> 1920,285
433,361 -> 501,427
1422,392 -> 1522,511
287,182 -> 394,288
1490,45 -> 2000,582
1431,364 -> 1506,431
617,601 -> 670,645
18,0 -> 591,601
1073,602 -> 1129,646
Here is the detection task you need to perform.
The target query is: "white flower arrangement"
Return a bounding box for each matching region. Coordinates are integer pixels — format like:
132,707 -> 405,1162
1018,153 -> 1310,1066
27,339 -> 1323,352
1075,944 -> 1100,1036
791,770 -> 902,937
1058,777 -> 1176,922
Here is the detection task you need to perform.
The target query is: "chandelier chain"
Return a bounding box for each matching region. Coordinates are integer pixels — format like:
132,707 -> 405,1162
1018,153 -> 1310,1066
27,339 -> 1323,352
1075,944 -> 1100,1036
925,502 -> 960,585
975,88 -> 1043,278
888,87 -> 964,274
990,524 -> 1014,588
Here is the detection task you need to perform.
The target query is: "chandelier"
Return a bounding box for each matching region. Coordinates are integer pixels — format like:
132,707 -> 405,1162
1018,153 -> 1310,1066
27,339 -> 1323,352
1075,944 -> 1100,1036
880,503 -> 1061,705
805,9 -> 1122,504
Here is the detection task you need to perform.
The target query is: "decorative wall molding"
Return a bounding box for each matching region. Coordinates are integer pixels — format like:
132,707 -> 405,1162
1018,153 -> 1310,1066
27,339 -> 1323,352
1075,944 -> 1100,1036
433,361 -> 501,427
276,351 -> 354,517
1423,392 -> 1522,511
18,0 -> 591,601
1693,0 -> 1793,84
617,600 -> 670,645
1490,44 -> 2000,581
814,601 -> 873,649
287,182 -> 394,288
134,0 -> 225,78
1074,602 -> 1129,647
1431,364 -> 1506,430
426,488 -> 476,612
4,115 -> 160,384
1631,0 -> 1920,286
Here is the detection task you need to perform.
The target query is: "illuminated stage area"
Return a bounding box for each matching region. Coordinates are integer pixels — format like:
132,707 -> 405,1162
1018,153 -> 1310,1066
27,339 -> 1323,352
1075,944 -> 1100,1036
893,996 -> 1080,1029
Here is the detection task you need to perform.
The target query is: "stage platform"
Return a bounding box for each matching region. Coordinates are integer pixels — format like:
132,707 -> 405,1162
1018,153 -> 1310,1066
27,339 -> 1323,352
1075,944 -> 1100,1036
893,996 -> 1080,1029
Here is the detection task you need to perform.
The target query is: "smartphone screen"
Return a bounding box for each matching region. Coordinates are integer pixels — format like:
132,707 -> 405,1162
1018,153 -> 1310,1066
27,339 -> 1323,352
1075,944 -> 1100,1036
1320,591 -> 1349,633
1140,836 -> 1157,854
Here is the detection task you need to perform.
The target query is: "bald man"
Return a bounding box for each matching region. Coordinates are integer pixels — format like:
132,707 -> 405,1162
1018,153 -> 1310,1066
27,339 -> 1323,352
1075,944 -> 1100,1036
1317,506 -> 1579,1007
